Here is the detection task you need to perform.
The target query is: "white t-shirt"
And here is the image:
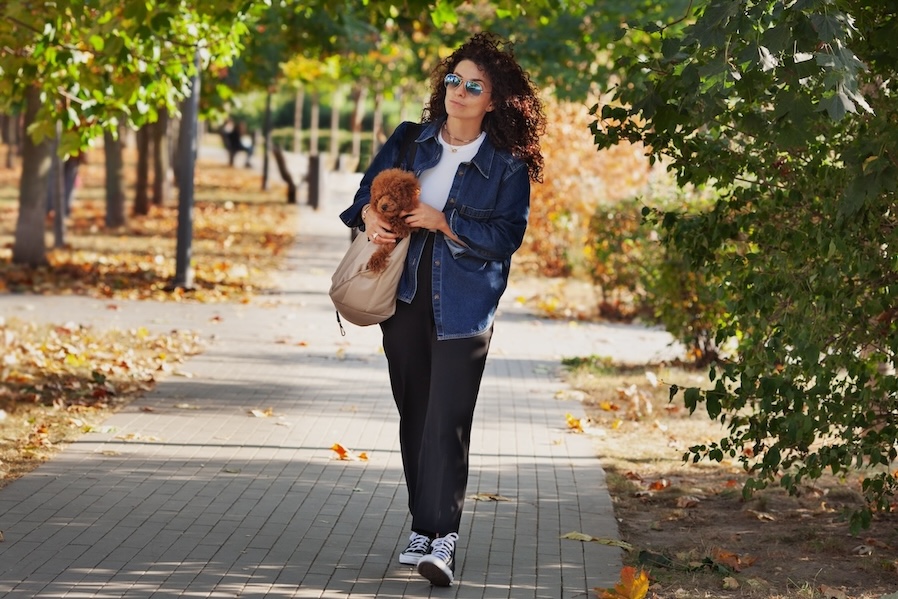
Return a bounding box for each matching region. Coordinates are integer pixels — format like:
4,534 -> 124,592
418,130 -> 486,211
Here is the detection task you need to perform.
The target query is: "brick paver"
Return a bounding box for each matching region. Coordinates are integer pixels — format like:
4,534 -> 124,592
0,165 -> 680,598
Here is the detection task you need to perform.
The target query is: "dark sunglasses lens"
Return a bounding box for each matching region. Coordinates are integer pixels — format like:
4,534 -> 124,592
464,81 -> 483,96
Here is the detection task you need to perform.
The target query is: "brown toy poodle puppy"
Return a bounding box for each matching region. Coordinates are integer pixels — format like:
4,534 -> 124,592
366,168 -> 420,274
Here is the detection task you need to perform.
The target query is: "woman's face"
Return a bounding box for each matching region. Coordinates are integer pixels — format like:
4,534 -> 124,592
444,59 -> 493,122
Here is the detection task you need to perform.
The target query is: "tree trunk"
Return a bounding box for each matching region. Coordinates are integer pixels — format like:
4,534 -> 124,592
262,88 -> 272,191
172,116 -> 184,189
12,86 -> 50,267
134,124 -> 151,215
172,50 -> 201,290
104,128 -> 126,228
50,123 -> 66,248
351,85 -> 366,163
293,88 -> 304,154
152,107 -> 171,205
5,111 -> 19,169
310,91 -> 320,156
329,87 -> 340,168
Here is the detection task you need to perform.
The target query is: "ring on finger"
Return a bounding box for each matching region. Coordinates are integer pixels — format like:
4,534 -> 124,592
373,232 -> 379,239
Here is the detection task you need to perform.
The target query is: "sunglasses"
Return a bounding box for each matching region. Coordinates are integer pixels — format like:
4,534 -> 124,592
444,73 -> 489,97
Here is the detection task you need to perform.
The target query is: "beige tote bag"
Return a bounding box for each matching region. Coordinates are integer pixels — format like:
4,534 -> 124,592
329,234 -> 411,328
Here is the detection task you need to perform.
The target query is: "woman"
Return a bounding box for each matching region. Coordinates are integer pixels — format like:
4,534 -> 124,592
340,32 -> 545,587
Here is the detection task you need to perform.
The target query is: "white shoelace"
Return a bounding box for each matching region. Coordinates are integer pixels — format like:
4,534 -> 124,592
407,532 -> 430,553
429,532 -> 459,562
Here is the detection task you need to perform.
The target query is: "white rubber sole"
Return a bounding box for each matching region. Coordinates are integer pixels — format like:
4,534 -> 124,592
417,555 -> 453,587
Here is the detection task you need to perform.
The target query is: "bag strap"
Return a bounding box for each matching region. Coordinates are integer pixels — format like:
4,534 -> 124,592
395,122 -> 422,171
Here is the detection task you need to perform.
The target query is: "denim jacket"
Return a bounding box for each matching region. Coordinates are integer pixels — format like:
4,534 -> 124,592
339,119 -> 530,340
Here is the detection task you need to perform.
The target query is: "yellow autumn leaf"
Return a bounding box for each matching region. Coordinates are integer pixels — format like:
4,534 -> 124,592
596,566 -> 649,599
332,443 -> 351,460
566,412 -> 584,433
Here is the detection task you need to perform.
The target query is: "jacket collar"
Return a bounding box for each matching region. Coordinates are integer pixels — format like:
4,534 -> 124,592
420,118 -> 496,179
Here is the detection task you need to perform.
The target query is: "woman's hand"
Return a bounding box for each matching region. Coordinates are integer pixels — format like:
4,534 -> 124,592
402,204 -> 461,243
363,205 -> 399,245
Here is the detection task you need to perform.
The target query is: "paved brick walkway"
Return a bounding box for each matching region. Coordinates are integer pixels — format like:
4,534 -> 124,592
0,166 -> 680,598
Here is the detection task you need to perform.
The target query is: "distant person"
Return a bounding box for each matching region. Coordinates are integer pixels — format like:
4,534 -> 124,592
340,32 -> 546,587
46,153 -> 83,216
221,118 -> 254,167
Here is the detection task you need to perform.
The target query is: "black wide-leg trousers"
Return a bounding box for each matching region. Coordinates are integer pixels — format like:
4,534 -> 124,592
380,234 -> 492,537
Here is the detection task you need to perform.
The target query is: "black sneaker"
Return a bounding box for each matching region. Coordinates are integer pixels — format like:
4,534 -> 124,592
399,532 -> 431,565
416,532 -> 458,587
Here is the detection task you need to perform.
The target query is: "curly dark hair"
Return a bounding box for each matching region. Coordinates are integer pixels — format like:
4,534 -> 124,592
422,32 -> 546,183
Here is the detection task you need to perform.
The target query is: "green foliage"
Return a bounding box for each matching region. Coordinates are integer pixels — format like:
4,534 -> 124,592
595,0 -> 898,528
587,200 -> 648,308
561,354 -> 616,375
0,0 -> 258,154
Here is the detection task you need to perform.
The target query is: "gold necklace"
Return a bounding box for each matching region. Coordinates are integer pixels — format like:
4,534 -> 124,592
443,122 -> 479,152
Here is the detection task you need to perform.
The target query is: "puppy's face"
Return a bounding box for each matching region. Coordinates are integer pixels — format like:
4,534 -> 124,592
375,194 -> 402,217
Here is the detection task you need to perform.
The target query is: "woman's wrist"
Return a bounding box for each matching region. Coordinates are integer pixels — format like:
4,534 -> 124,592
361,204 -> 370,222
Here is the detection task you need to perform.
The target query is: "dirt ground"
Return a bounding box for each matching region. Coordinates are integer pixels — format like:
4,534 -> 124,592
562,362 -> 898,599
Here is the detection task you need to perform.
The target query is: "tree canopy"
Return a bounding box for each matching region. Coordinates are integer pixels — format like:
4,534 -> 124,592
0,1 -> 261,155
596,0 -> 898,529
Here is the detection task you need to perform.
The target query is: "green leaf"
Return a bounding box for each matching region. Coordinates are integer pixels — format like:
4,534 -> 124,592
818,92 -> 850,120
431,0 -> 458,26
810,13 -> 844,43
88,35 -> 105,52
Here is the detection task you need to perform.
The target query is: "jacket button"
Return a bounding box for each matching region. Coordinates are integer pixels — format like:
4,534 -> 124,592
434,260 -> 440,266
433,294 -> 440,300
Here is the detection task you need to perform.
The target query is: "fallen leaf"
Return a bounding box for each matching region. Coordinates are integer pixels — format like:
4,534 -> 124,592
676,495 -> 701,508
745,509 -> 776,521
469,493 -> 512,502
722,576 -> 739,590
566,413 -> 584,433
560,531 -> 633,551
114,433 -> 160,442
249,408 -> 274,418
649,478 -> 670,491
596,566 -> 650,599
331,443 -> 367,461
819,585 -> 849,599
711,547 -> 756,572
